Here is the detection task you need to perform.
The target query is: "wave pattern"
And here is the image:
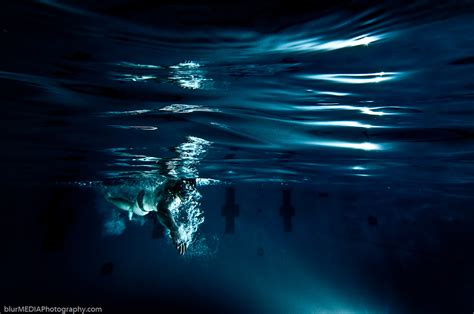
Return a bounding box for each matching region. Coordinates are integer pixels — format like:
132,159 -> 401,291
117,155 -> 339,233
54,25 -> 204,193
2,1 -> 474,189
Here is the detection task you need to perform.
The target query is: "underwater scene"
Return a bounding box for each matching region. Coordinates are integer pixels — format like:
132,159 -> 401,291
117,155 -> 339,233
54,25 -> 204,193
1,1 -> 474,313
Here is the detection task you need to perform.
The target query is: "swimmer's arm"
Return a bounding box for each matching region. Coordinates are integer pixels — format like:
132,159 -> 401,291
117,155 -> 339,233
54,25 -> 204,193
157,202 -> 185,253
156,200 -> 179,232
105,195 -> 133,211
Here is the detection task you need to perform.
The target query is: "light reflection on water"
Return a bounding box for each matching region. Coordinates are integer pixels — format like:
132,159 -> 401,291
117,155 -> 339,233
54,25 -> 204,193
306,140 -> 384,151
299,71 -> 404,84
2,2 -> 474,188
272,34 -> 384,52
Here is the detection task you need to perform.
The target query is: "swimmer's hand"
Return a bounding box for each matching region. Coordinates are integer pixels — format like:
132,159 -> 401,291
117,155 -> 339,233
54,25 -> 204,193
176,241 -> 188,255
171,230 -> 188,255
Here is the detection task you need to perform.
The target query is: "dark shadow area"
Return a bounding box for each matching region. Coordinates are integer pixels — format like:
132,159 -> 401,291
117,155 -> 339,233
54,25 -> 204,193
221,187 -> 239,234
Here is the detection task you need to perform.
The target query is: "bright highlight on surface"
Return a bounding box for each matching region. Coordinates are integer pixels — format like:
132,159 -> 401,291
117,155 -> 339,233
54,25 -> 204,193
301,72 -> 401,84
160,104 -> 219,113
274,34 -> 384,52
113,74 -> 157,82
115,61 -> 162,69
310,140 -> 383,151
169,61 -> 211,89
295,105 -> 392,116
316,91 -> 352,97
308,120 -> 379,128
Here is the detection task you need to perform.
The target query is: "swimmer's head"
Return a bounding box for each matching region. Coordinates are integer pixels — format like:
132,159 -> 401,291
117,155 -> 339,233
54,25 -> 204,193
169,179 -> 196,198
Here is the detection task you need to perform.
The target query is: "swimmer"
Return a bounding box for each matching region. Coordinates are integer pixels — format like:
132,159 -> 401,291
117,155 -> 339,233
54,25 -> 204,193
104,136 -> 210,255
105,178 -> 197,255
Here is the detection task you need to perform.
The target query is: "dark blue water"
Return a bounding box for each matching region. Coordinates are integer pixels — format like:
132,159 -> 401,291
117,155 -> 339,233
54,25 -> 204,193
1,1 -> 474,313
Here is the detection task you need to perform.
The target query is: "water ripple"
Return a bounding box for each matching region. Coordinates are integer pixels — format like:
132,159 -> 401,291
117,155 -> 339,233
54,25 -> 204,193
300,72 -> 404,84
4,1 -> 474,187
272,34 -> 386,53
160,104 -> 220,114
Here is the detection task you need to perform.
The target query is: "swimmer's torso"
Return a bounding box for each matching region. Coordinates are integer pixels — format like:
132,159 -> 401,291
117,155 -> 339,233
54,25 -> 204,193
131,188 -> 161,216
105,184 -> 166,218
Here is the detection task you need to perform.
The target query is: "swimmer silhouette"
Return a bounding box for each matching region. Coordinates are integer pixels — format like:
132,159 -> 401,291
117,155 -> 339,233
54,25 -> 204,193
106,179 -> 196,254
105,136 -> 210,255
